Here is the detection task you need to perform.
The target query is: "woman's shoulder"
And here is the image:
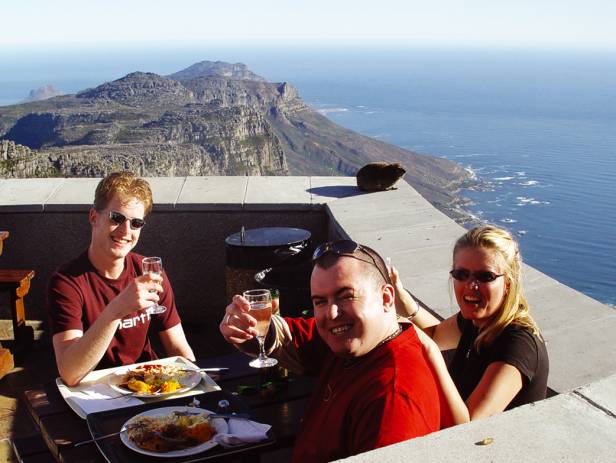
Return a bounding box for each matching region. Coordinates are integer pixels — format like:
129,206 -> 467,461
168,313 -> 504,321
494,323 -> 543,349
501,322 -> 544,343
490,322 -> 548,366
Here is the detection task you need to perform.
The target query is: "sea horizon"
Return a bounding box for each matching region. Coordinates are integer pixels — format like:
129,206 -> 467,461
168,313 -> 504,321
1,45 -> 614,306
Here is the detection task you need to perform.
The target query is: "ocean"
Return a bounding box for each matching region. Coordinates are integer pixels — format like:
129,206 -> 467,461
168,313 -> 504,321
1,45 -> 614,306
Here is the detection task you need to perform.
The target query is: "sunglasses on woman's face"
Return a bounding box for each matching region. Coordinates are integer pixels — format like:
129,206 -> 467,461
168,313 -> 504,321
450,268 -> 503,283
108,210 -> 146,230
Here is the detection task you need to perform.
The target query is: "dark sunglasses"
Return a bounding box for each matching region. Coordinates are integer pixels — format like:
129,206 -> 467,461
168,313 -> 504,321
450,268 -> 503,283
108,211 -> 146,230
312,240 -> 391,284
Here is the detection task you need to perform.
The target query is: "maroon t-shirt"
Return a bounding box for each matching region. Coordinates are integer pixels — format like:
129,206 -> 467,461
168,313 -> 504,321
283,318 -> 441,462
47,251 -> 181,369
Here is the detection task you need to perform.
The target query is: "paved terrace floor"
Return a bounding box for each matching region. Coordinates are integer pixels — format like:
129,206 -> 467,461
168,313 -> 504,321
0,176 -> 615,461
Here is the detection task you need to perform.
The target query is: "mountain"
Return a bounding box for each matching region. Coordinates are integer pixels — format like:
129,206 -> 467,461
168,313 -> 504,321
167,61 -> 266,82
23,85 -> 64,103
0,60 -> 475,217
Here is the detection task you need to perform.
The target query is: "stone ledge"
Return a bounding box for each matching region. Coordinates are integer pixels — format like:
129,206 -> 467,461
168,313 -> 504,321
336,383 -> 616,462
1,176 -> 614,462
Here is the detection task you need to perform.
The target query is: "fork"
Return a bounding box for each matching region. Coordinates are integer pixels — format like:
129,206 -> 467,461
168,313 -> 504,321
73,430 -> 125,447
178,367 -> 229,373
81,389 -> 156,400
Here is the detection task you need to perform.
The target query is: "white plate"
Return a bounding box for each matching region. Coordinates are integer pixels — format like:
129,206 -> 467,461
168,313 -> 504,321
57,357 -> 221,419
108,363 -> 202,398
120,406 -> 228,458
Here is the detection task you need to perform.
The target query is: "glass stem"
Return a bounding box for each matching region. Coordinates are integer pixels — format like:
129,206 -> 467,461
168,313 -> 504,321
257,336 -> 266,359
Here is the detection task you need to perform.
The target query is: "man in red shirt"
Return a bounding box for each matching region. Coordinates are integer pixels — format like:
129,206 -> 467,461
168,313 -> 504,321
48,172 -> 194,386
220,241 -> 440,462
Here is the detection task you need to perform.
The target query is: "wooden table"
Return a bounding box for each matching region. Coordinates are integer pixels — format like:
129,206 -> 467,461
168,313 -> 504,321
20,353 -> 313,462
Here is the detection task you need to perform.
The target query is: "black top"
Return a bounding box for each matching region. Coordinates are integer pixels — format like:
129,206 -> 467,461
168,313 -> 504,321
448,312 -> 549,410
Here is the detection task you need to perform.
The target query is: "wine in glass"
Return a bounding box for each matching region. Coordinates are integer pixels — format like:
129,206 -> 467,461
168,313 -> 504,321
243,289 -> 278,368
142,256 -> 167,314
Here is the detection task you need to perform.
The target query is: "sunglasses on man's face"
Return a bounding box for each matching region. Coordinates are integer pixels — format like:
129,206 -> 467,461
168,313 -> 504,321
312,240 -> 390,284
108,211 -> 146,230
450,268 -> 503,283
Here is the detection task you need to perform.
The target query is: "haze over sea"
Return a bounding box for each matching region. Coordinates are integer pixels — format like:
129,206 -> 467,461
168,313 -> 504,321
1,46 -> 614,306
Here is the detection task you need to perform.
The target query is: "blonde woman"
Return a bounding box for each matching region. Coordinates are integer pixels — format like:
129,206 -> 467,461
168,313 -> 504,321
393,225 -> 549,426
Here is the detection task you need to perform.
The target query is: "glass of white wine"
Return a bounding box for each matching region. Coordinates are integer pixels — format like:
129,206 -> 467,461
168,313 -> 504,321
142,256 -> 167,314
243,289 -> 278,368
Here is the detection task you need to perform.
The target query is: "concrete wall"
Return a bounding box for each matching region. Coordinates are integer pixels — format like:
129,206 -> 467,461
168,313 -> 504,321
0,177 -> 338,325
2,176 -> 615,461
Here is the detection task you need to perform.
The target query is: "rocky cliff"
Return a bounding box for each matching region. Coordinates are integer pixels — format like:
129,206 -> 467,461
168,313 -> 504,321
0,60 -> 474,216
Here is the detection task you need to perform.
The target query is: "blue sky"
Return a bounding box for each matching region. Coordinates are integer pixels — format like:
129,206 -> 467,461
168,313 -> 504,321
4,0 -> 616,50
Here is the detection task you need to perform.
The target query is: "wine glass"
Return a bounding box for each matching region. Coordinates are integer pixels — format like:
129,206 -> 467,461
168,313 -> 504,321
142,256 -> 167,314
243,289 -> 278,368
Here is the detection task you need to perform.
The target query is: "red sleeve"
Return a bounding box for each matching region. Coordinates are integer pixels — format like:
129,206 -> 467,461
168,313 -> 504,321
282,317 -> 329,374
47,271 -> 86,335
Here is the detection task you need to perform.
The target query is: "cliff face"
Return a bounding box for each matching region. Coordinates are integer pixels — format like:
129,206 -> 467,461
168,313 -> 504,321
0,71 -> 287,177
0,60 -> 473,215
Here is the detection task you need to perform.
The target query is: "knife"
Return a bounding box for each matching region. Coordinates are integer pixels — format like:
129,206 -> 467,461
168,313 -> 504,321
209,413 -> 251,420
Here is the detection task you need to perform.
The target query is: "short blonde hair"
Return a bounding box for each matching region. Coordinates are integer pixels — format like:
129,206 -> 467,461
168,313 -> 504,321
93,171 -> 153,215
453,225 -> 542,350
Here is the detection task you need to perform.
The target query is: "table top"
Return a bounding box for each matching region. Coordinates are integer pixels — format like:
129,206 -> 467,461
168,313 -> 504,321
22,352 -> 313,463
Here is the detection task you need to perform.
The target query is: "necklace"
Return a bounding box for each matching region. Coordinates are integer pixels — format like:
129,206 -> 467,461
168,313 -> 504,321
323,324 -> 403,402
376,325 -> 403,348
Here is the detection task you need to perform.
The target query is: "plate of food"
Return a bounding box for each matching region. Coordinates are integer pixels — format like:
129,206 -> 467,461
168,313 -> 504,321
108,363 -> 202,398
120,406 -> 228,457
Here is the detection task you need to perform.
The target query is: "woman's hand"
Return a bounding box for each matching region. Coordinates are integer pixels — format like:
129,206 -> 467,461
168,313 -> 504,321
390,265 -> 420,319
413,325 -> 470,427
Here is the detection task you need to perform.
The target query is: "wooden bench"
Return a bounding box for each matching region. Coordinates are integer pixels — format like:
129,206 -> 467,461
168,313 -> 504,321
0,230 -> 8,255
0,269 -> 36,349
0,231 -> 36,372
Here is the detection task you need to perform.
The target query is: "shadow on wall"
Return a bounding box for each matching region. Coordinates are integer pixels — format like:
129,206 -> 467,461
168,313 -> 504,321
306,185 -> 365,199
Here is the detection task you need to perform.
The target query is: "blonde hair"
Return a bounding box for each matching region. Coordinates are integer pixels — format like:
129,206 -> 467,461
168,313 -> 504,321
453,225 -> 542,350
93,171 -> 153,216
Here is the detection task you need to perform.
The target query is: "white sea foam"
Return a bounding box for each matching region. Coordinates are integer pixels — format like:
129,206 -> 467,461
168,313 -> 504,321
464,167 -> 477,179
316,107 -> 349,115
515,196 -> 546,206
500,218 -> 517,223
519,180 -> 539,186
517,230 -> 528,236
516,171 -> 527,176
494,176 -> 515,181
454,153 -> 494,158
